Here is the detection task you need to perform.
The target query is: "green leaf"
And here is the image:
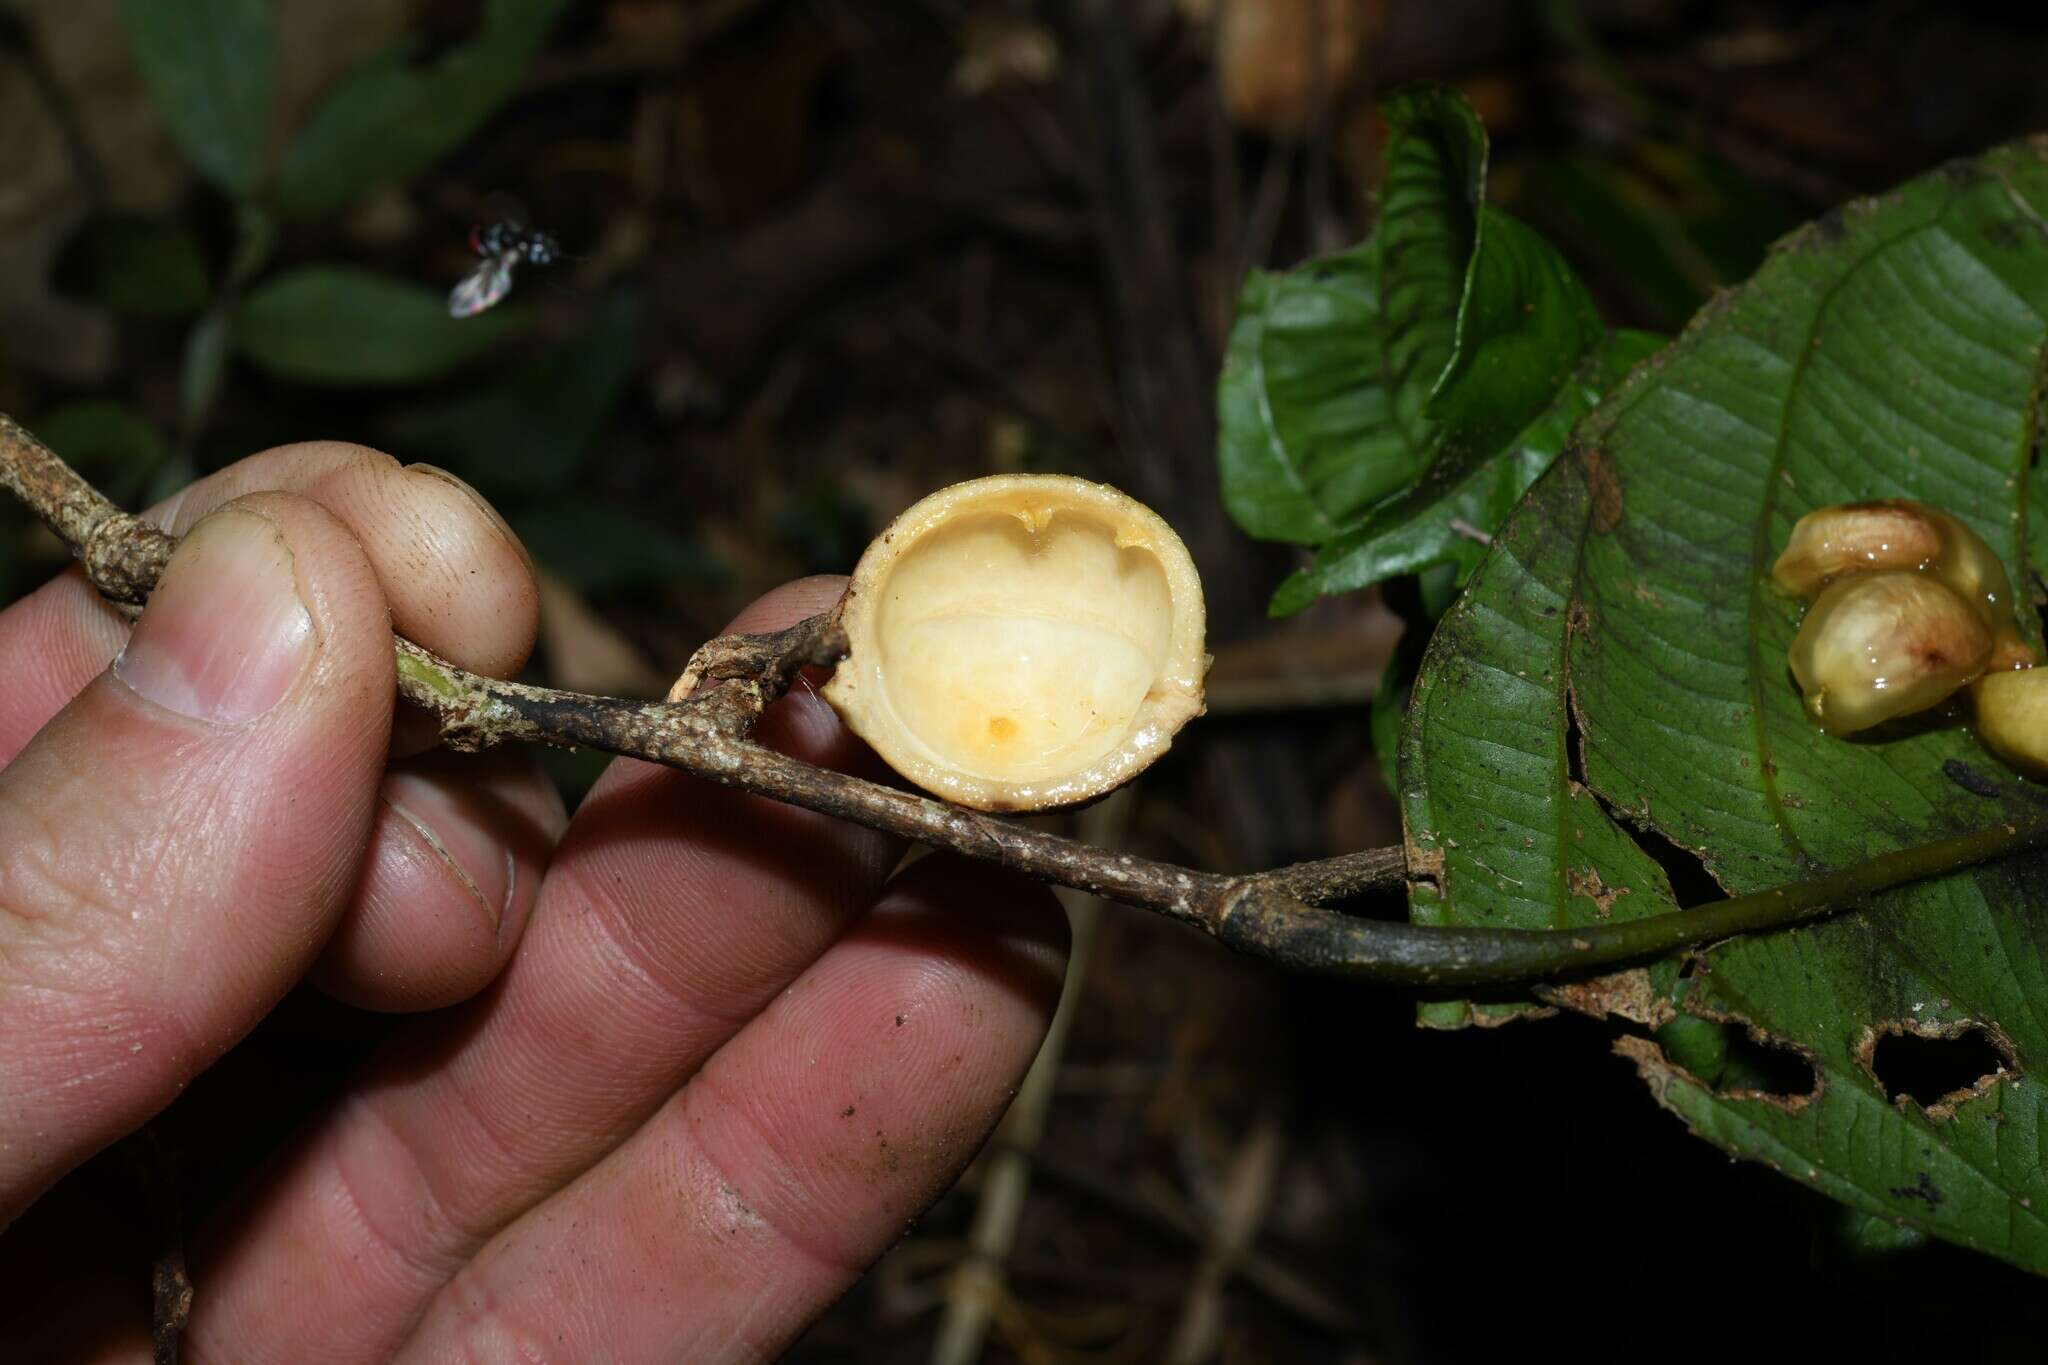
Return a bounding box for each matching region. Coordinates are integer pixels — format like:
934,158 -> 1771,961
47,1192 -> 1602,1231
277,0 -> 569,217
61,215 -> 211,317
234,266 -> 520,386
511,495 -> 719,592
121,0 -> 275,198
1220,85 -> 1633,616
1272,328 -> 1662,614
383,292 -> 642,498
1401,138 -> 2048,1268
1426,208 -> 1605,441
1216,87 -> 1482,544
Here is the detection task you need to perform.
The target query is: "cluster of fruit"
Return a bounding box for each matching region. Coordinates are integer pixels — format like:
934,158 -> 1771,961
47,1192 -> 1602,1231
1774,499 -> 2047,774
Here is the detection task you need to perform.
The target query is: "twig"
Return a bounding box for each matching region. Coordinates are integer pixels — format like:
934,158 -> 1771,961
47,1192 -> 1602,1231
3,411 -> 2046,986
1167,1103 -> 1286,1365
1004,1144 -> 1362,1338
114,1124 -> 191,1365
1446,516 -> 1493,546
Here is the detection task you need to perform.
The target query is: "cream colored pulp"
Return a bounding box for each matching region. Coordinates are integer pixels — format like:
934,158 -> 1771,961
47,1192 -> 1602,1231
871,510 -> 1174,783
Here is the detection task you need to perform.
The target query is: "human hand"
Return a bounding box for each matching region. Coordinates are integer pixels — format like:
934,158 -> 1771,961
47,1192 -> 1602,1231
0,443 -> 1068,1361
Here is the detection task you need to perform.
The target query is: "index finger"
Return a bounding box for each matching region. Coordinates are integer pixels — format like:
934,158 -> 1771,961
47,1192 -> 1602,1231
0,440 -> 539,764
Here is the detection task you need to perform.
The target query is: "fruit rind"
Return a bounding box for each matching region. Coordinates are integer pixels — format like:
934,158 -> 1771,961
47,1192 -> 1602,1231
823,474 -> 1208,812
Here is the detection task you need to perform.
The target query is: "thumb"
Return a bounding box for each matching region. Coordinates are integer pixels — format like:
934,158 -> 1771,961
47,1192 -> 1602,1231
0,493 -> 395,1226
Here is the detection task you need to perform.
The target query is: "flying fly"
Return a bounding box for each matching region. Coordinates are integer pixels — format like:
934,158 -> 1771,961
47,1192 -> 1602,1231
448,218 -> 560,318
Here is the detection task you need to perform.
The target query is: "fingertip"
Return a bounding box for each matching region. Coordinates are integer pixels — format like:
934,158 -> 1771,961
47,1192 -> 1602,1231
723,575 -> 849,635
150,441 -> 541,680
389,462 -> 539,677
0,490 -> 396,1217
402,463 -> 534,577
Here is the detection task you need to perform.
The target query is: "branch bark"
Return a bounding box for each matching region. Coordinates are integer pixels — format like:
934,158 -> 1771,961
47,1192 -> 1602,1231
3,411 -> 2042,986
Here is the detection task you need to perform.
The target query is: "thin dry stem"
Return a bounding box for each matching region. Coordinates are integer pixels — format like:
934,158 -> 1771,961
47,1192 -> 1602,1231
4,411 -> 2042,987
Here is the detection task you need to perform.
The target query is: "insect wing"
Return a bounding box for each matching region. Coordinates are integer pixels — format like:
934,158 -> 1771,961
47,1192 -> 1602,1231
448,252 -> 517,318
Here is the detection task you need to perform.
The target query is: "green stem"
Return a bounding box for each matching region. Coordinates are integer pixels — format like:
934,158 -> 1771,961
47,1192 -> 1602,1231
1220,816 -> 2048,986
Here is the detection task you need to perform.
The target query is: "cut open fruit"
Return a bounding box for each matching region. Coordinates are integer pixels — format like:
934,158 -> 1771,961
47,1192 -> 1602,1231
823,474 -> 1208,812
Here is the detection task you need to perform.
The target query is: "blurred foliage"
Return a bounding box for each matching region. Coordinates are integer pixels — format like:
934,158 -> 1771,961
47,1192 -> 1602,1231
33,399 -> 172,505
120,0 -> 275,198
277,0 -> 571,218
55,215 -> 211,318
386,291 -> 643,499
511,494 -> 719,593
6,0 -> 715,612
114,0 -> 559,406
774,482 -> 875,578
234,266 -> 523,386
384,290 -> 715,594
1515,146 -> 1795,332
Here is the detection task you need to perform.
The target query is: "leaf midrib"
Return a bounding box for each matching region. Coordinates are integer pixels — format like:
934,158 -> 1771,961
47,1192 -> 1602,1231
1741,221 -> 1956,874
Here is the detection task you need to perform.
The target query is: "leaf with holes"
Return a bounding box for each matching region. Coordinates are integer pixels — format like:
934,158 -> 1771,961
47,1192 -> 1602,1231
1400,137 -> 2048,1270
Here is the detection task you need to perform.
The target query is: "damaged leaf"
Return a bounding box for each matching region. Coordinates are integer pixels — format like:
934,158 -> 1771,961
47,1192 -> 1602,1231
1402,137 -> 2048,1271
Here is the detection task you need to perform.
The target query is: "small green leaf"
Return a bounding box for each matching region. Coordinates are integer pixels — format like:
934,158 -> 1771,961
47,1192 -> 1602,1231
1271,329 -> 1661,614
234,267 -> 520,386
61,215 -> 211,317
1220,84 -> 1640,618
121,0 -> 275,198
277,0 -> 570,217
511,496 -> 718,592
1216,87 -> 1483,545
384,292 -> 642,497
